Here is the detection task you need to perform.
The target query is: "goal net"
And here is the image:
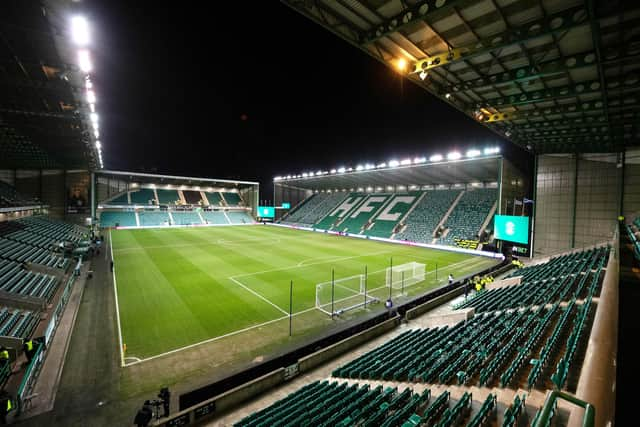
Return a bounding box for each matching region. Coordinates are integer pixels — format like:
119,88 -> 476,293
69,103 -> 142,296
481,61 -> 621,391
315,274 -> 378,316
386,262 -> 426,290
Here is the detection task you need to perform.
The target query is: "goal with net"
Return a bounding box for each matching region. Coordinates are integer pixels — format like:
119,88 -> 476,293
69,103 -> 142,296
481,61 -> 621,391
315,273 -> 378,316
386,261 -> 426,290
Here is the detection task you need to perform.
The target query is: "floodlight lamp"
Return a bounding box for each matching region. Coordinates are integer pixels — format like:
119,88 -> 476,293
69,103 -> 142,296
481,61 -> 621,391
302,173 -> 308,178
330,169 -> 337,174
447,152 -> 462,160
356,165 -> 364,171
377,162 -> 387,168
395,58 -> 407,72
71,16 -> 90,46
414,157 -> 426,164
89,103 -> 95,113
286,175 -> 292,179
90,112 -> 98,123
445,93 -> 451,99
419,71 -> 428,81
365,164 -> 375,170
87,90 -> 96,104
78,50 -> 92,72
337,167 -> 346,173
346,167 -> 353,172
95,140 -> 101,149
466,149 -> 481,158
85,79 -> 93,89
429,154 -> 443,162
400,159 -> 412,166
316,170 -> 322,175
94,130 -> 99,138
388,160 -> 400,167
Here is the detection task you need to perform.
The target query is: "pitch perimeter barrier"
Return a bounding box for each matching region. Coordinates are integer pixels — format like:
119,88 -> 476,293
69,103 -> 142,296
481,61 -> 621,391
162,316 -> 400,426
171,261 -> 509,424
267,222 -> 505,260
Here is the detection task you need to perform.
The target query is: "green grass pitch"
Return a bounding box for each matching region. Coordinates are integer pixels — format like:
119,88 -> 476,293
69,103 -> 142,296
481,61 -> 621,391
111,225 -> 499,362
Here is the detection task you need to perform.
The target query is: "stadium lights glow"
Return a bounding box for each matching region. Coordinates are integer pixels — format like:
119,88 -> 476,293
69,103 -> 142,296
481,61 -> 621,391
400,159 -> 412,166
94,130 -> 99,138
71,16 -> 90,46
337,167 -> 346,173
429,154 -> 443,162
274,176 -> 282,181
366,187 -> 373,192
358,187 -> 364,192
466,149 -> 481,158
78,50 -> 92,72
95,140 -> 101,149
377,162 -> 387,168
395,58 -> 407,72
346,167 -> 353,172
356,165 -> 364,171
330,169 -> 337,174
409,185 -> 418,190
86,90 -> 96,104
286,175 -> 291,179
85,79 -> 93,89
302,173 -> 308,178
447,151 -> 462,160
388,160 -> 400,167
90,113 -> 98,124
89,103 -> 95,112
316,170 -> 322,175
445,93 -> 451,99
386,186 -> 394,191
484,147 -> 500,155
365,164 -> 375,170
414,157 -> 426,164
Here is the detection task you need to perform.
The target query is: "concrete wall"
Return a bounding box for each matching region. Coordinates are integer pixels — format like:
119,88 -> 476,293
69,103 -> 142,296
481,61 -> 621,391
298,315 -> 399,373
623,148 -> 640,218
534,153 -> 622,256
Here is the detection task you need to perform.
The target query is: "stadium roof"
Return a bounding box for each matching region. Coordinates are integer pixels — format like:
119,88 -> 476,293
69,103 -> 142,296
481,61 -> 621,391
0,0 -> 98,170
282,0 -> 639,154
97,170 -> 259,188
275,155 -> 499,190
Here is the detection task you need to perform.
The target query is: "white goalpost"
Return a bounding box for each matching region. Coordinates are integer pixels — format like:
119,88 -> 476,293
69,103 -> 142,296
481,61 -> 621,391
315,273 -> 378,316
386,262 -> 426,290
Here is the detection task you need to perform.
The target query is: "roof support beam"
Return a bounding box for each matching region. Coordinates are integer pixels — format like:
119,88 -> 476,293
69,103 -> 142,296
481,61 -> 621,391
411,5 -> 588,74
361,0 -> 468,45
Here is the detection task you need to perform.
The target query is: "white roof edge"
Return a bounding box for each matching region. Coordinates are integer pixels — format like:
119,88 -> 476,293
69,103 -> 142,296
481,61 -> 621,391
97,170 -> 259,186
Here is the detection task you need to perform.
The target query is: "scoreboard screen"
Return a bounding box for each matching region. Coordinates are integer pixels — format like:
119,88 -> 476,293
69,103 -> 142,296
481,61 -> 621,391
258,206 -> 275,218
494,215 -> 529,244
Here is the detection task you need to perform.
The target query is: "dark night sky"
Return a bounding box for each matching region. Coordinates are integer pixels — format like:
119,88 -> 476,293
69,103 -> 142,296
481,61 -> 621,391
87,1 -> 530,200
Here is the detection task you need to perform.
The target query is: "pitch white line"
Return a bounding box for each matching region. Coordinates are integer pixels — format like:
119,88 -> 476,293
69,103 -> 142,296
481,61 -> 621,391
233,250 -> 393,279
120,243 -> 496,366
123,313 -> 291,367
229,277 -> 289,316
110,230 -> 125,368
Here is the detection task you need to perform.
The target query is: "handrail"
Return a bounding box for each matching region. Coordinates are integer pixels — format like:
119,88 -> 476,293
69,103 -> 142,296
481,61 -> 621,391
16,342 -> 44,412
532,390 -> 595,427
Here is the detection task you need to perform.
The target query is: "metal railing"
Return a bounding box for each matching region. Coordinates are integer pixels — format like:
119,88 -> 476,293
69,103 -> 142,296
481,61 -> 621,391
532,390 -> 595,427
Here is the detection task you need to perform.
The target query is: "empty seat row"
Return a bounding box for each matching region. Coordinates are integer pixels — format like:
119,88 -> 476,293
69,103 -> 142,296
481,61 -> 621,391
235,381 -> 483,427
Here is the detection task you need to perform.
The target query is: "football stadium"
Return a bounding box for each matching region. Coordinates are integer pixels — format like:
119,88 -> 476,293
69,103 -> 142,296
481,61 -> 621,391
0,0 -> 638,426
